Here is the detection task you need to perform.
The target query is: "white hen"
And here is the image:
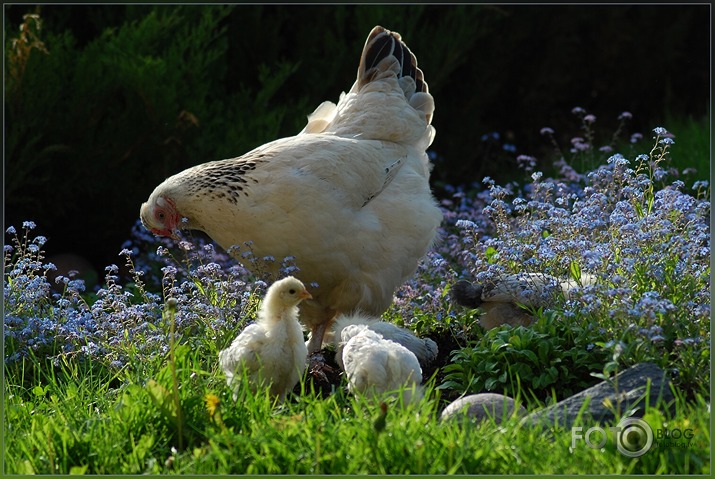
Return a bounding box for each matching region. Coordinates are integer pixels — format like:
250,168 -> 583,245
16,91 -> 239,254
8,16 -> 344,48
218,276 -> 311,402
140,26 -> 443,356
328,312 -> 438,370
340,324 -> 423,405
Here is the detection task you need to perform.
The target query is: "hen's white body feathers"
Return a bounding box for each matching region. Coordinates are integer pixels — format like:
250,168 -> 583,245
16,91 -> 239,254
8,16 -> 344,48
340,324 -> 423,404
218,276 -> 310,402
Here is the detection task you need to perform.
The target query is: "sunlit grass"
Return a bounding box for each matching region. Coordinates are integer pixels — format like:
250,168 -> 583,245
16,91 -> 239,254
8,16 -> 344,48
4,343 -> 710,475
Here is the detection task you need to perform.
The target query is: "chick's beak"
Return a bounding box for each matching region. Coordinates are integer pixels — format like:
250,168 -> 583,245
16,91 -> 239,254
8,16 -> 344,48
299,290 -> 313,300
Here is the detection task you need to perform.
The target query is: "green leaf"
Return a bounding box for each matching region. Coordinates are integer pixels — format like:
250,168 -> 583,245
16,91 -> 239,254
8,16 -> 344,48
436,381 -> 459,390
520,349 -> 539,364
537,341 -> 551,362
70,465 -> 89,475
146,378 -> 180,424
484,361 -> 499,374
32,385 -> 46,397
603,361 -> 619,375
17,460 -> 35,475
569,260 -> 582,282
485,246 -> 498,264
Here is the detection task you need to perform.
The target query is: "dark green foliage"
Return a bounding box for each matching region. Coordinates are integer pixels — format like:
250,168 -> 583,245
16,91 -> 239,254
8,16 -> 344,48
441,313 -> 610,403
662,114 -> 710,177
5,5 -> 311,270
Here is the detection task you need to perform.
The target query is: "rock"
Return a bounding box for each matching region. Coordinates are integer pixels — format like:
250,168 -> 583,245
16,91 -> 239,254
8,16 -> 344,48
440,393 -> 526,425
520,362 -> 675,429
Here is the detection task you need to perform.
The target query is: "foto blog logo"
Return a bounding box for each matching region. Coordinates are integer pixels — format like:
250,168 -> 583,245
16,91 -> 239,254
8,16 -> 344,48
571,417 -> 654,457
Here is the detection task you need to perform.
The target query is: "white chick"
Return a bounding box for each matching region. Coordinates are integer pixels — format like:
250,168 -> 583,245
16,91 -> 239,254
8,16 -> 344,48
218,276 -> 311,403
327,312 -> 438,370
340,324 -> 423,405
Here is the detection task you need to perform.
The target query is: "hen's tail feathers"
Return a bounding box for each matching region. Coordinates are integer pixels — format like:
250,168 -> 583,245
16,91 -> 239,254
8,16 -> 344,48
357,26 -> 433,125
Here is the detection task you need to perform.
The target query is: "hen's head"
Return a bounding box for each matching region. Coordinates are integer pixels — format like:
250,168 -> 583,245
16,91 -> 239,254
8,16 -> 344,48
140,195 -> 183,239
264,276 -> 313,313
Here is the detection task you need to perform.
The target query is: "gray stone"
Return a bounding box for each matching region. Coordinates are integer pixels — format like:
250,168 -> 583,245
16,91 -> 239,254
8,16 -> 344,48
520,362 -> 675,429
440,393 -> 527,425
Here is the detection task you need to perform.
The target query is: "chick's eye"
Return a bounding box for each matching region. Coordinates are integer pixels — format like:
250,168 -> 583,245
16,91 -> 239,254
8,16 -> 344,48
288,289 -> 296,295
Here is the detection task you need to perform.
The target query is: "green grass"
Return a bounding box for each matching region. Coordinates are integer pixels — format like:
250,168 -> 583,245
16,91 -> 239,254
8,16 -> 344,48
4,340 -> 710,475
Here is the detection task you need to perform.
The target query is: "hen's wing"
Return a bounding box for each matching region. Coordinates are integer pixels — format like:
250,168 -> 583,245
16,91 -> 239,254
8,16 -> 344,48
300,100 -> 338,135
369,322 -> 437,366
386,343 -> 422,379
169,134 -> 408,219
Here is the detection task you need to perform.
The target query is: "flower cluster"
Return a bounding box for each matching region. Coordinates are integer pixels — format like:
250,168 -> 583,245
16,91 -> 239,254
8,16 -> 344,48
447,123 -> 709,380
3,109 -> 710,397
5,225 -> 265,369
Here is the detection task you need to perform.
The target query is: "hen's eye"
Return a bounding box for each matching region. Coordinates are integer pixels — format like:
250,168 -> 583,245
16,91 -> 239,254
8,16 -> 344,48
156,210 -> 166,221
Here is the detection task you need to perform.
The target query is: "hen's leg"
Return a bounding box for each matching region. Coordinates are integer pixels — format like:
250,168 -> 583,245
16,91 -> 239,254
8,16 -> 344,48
306,320 -> 330,354
305,312 -> 338,390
